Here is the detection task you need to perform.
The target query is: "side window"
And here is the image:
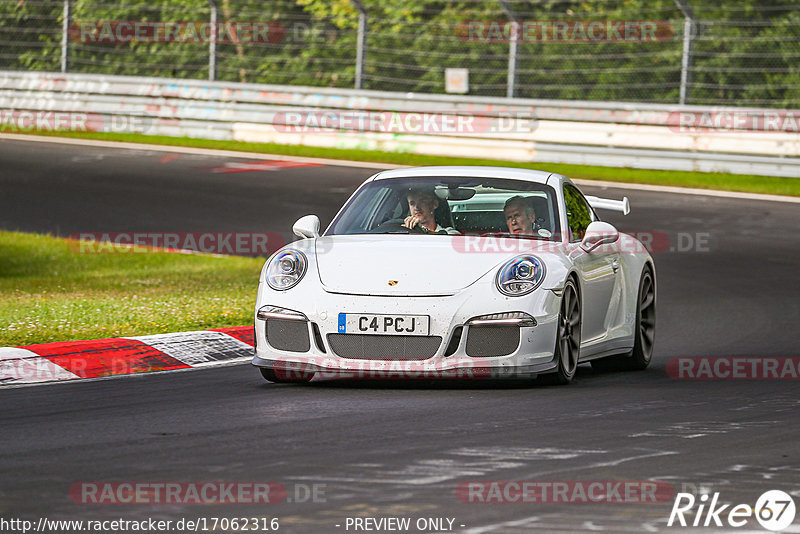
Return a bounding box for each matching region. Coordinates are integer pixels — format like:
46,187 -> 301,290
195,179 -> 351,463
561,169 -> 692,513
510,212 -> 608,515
564,184 -> 594,242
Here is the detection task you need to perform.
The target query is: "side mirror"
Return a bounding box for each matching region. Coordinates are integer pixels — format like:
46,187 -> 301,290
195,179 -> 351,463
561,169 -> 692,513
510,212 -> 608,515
581,221 -> 619,252
293,215 -> 320,239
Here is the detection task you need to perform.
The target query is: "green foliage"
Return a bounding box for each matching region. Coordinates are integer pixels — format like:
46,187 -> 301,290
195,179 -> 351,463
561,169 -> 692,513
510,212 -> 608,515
1,0 -> 798,106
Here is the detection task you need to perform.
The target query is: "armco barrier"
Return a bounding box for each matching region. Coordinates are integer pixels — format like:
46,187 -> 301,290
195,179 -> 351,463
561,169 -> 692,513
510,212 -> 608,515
1,71 -> 799,177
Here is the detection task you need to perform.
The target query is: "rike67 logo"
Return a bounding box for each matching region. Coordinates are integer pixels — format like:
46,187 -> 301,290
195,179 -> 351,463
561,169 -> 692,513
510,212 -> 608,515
668,490 -> 796,531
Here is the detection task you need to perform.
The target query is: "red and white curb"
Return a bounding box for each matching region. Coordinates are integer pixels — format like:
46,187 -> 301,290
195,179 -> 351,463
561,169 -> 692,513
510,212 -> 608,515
0,326 -> 253,387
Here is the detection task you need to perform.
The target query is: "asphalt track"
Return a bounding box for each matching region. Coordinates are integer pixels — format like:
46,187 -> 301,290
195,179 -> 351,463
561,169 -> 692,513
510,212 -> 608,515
1,138 -> 800,533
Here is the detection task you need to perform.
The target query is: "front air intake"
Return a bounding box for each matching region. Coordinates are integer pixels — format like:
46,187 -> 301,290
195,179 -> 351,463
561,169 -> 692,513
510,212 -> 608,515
465,326 -> 520,357
266,319 -> 310,352
327,334 -> 442,360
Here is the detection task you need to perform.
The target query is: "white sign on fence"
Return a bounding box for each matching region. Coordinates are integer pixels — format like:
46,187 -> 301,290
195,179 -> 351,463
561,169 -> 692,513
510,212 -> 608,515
445,68 -> 469,94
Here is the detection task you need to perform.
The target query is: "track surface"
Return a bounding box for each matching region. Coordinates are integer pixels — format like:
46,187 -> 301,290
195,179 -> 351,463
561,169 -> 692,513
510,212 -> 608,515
2,139 -> 800,533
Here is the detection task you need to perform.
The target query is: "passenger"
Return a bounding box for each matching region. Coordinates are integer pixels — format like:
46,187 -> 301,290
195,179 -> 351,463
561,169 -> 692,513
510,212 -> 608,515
504,196 -> 538,235
402,188 -> 459,234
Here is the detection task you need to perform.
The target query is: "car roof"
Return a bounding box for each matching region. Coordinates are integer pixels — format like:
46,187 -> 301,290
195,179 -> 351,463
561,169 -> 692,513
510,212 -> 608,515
371,166 -> 559,185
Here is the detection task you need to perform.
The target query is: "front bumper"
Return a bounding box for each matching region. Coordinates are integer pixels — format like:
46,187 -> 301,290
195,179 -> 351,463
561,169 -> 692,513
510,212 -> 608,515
251,282 -> 561,379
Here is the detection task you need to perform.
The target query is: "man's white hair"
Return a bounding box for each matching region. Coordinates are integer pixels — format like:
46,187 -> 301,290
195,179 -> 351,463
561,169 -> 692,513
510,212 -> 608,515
504,195 -> 536,218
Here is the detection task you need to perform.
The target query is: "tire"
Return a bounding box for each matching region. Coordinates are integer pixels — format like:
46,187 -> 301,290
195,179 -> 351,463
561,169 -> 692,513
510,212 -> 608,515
592,265 -> 656,372
259,367 -> 315,384
540,278 -> 581,385
626,266 -> 656,370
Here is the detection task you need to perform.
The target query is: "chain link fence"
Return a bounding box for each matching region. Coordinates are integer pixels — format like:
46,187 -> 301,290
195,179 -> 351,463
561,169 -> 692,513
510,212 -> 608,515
1,0 -> 799,108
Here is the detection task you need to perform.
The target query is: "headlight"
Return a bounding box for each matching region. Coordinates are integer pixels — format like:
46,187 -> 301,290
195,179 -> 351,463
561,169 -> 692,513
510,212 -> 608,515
495,255 -> 545,296
266,250 -> 307,290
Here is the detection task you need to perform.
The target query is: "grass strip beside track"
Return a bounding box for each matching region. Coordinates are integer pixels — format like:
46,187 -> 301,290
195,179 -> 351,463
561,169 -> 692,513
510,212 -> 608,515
0,231 -> 261,346
22,130 -> 800,198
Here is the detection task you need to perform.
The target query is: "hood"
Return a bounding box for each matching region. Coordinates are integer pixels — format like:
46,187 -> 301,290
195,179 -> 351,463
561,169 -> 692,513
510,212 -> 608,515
314,235 -> 537,296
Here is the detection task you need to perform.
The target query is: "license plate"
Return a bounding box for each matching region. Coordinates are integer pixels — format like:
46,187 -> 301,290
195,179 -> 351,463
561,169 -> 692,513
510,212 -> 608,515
338,313 -> 430,336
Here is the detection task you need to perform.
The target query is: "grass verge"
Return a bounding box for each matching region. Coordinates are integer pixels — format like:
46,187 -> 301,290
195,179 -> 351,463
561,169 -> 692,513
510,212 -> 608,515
21,129 -> 800,197
0,230 -> 262,346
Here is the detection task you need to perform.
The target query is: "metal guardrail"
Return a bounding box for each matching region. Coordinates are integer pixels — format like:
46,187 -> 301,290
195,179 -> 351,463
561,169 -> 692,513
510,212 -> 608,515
1,71 -> 799,177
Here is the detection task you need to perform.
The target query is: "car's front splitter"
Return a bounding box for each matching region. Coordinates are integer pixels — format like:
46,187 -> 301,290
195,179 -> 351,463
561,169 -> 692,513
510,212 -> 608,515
252,353 -> 558,380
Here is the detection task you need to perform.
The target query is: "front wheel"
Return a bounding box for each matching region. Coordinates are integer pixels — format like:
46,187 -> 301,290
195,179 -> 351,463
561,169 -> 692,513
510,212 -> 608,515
259,367 -> 315,384
541,279 -> 581,385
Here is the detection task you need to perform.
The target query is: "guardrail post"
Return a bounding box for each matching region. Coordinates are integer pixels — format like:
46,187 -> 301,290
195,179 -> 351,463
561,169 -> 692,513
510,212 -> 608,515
351,0 -> 367,90
498,0 -> 519,99
60,0 -> 71,73
208,0 -> 219,81
674,0 -> 695,105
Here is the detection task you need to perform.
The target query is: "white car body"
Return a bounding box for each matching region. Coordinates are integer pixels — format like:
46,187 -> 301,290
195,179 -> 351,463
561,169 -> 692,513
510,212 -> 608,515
252,166 -> 655,382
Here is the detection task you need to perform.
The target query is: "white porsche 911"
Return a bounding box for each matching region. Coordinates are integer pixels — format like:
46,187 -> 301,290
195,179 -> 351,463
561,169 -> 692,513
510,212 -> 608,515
252,166 -> 655,384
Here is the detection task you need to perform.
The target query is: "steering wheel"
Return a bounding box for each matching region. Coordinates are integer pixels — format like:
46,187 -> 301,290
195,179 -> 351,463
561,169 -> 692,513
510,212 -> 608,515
369,218 -> 427,234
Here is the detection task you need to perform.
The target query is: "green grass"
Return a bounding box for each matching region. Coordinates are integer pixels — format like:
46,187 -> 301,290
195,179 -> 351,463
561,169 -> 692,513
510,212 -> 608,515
24,129 -> 800,197
0,230 -> 263,346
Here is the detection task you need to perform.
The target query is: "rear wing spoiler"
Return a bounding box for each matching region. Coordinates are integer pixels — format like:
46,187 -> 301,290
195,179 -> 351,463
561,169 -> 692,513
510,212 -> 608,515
585,195 -> 630,215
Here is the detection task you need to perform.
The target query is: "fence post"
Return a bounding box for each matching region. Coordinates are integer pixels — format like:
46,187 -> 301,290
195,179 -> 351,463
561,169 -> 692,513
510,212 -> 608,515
351,0 -> 367,90
208,0 -> 219,81
674,0 -> 695,105
60,0 -> 71,73
498,0 -> 519,98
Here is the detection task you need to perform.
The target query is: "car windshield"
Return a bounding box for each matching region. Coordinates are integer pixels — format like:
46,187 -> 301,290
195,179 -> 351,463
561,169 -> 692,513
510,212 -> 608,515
326,176 -> 561,240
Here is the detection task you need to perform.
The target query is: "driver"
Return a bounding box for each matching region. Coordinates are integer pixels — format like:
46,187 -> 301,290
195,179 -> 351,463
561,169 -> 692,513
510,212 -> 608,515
504,196 -> 539,235
402,188 -> 459,234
